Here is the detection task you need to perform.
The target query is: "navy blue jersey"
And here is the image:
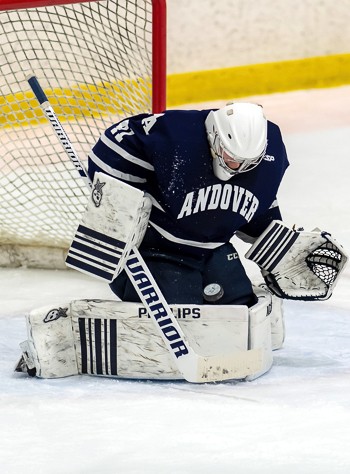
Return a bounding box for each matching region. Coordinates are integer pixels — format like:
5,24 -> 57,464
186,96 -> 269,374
88,109 -> 289,256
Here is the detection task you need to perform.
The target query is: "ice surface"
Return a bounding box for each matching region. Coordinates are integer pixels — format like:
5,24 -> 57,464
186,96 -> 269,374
1,87 -> 350,473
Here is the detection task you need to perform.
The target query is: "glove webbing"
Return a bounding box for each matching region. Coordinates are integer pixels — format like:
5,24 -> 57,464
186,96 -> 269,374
306,238 -> 343,286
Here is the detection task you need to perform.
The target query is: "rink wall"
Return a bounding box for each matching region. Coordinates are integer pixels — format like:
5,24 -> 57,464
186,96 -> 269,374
166,0 -> 350,106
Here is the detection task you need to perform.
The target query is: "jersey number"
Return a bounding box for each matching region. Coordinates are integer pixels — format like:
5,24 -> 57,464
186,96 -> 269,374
111,114 -> 164,142
142,114 -> 164,135
110,120 -> 134,142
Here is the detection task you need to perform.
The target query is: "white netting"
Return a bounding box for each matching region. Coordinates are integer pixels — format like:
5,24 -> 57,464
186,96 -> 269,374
0,0 -> 162,267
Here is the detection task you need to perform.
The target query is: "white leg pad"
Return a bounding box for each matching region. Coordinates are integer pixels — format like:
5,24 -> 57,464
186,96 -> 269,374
246,292 -> 273,381
254,284 -> 285,351
269,295 -> 285,350
17,292 -> 273,381
24,304 -> 78,378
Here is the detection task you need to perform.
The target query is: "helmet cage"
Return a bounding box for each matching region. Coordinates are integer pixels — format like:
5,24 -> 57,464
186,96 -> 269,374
211,130 -> 267,176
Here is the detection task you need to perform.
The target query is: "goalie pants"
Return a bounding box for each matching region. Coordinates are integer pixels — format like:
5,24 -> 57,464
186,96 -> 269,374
110,227 -> 256,306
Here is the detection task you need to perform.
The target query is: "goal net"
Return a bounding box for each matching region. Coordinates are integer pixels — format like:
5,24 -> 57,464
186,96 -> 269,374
0,0 -> 166,268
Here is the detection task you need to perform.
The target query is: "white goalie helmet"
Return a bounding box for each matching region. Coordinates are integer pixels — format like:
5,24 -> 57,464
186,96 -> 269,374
205,102 -> 268,181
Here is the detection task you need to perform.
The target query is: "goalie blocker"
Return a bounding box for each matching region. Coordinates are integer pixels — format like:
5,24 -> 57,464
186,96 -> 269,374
15,286 -> 280,382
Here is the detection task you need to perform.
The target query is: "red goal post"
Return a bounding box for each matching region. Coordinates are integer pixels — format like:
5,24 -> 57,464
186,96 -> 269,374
0,0 -> 166,268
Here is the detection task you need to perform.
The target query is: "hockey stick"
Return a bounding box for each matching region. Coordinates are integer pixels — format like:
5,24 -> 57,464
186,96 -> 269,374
27,75 -> 263,382
27,76 -> 92,190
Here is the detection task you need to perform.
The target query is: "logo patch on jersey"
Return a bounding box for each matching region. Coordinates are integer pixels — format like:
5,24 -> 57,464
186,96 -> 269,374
92,179 -> 106,207
227,252 -> 238,260
43,307 -> 69,323
177,184 -> 259,222
264,154 -> 275,162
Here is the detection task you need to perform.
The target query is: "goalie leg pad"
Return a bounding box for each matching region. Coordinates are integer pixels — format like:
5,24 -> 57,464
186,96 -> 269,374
269,294 -> 284,350
66,172 -> 152,283
254,284 -> 284,350
16,294 -> 273,381
16,303 -> 79,378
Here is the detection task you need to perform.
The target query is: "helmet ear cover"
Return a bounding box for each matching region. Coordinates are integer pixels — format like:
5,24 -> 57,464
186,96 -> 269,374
205,102 -> 268,180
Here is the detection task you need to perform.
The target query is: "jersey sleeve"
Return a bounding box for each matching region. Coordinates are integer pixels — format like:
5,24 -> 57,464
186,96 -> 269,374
236,200 -> 283,243
87,114 -> 155,191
